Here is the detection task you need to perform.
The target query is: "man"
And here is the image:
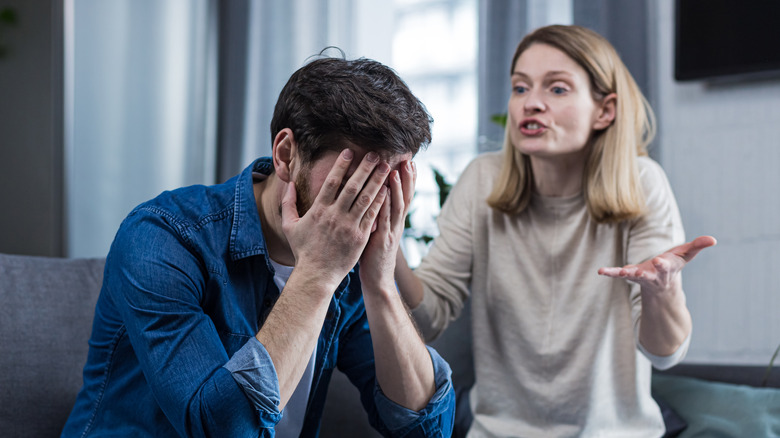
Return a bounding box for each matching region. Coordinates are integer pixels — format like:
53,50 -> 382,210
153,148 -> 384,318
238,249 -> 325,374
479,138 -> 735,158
62,55 -> 455,437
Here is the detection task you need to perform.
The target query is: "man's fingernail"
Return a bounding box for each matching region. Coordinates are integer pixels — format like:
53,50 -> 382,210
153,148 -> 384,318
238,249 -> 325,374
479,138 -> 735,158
343,149 -> 354,160
366,152 -> 379,163
378,163 -> 391,174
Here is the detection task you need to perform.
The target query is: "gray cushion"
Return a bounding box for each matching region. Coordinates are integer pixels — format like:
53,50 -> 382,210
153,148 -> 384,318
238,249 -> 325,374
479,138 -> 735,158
0,253 -> 104,438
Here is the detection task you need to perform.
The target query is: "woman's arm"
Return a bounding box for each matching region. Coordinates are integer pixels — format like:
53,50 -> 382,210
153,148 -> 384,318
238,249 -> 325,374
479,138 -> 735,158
599,235 -> 717,355
395,249 -> 425,309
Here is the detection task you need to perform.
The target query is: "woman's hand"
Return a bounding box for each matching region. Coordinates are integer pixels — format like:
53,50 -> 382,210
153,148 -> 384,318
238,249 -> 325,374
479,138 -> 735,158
599,235 -> 717,356
597,235 -> 717,294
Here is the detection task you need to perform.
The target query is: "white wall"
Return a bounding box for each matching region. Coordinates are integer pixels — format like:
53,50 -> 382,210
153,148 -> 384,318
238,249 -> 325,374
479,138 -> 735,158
649,1 -> 780,364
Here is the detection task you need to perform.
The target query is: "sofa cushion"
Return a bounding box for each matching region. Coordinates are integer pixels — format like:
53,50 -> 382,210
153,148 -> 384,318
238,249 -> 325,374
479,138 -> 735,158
652,373 -> 780,437
0,253 -> 104,437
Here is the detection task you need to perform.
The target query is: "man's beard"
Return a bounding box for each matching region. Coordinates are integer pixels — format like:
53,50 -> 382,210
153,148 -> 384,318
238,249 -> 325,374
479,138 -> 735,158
294,168 -> 315,218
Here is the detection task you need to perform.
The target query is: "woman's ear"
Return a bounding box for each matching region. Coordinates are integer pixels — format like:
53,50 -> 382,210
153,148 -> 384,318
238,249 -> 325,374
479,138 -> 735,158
272,128 -> 296,183
593,93 -> 617,131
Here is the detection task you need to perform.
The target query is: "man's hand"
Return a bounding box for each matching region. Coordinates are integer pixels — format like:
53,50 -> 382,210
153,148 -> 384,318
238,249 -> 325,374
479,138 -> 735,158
597,235 -> 717,294
359,160 -> 416,292
280,149 -> 390,290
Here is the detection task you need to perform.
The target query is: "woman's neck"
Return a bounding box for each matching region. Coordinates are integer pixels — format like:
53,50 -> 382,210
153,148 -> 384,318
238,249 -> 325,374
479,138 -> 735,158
529,152 -> 587,198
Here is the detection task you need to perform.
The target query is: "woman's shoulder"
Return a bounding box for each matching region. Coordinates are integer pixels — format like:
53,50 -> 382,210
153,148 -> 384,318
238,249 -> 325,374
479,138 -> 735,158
635,155 -> 679,211
450,151 -> 503,195
637,155 -> 667,174
636,155 -> 672,186
442,151 -> 504,208
461,150 -> 504,179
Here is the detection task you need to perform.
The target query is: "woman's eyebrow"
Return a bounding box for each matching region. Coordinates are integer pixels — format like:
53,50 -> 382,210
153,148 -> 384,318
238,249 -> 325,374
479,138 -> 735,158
512,70 -> 575,80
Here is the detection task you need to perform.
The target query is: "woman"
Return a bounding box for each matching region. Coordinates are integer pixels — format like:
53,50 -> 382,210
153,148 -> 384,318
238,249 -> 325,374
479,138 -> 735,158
395,25 -> 716,437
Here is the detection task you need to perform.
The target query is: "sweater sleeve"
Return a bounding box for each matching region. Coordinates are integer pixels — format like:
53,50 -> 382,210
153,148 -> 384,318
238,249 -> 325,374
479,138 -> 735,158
412,157 -> 490,342
627,158 -> 689,368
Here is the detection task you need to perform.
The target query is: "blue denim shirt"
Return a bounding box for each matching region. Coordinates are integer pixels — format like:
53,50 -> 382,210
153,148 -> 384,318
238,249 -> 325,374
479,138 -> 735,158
62,158 -> 455,437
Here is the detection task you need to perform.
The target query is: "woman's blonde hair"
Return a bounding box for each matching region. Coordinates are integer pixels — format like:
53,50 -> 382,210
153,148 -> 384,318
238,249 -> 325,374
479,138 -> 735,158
486,25 -> 655,223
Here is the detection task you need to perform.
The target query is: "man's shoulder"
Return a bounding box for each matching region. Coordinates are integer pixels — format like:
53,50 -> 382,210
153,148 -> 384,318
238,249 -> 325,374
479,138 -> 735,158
132,179 -> 237,229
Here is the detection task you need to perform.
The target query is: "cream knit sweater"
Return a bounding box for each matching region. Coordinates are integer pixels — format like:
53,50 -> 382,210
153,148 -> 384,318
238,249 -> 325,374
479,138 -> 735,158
412,151 -> 687,438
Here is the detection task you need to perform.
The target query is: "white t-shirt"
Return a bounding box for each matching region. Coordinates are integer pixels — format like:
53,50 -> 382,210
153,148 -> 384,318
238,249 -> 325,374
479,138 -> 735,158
269,259 -> 317,438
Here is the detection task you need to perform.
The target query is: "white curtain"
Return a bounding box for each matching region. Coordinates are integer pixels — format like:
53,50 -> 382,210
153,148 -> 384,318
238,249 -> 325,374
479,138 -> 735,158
218,0 -> 394,181
65,0 -> 217,258
477,0 -> 573,152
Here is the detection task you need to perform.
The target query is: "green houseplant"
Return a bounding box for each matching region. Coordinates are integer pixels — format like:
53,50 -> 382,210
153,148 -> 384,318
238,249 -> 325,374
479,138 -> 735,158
0,7 -> 18,59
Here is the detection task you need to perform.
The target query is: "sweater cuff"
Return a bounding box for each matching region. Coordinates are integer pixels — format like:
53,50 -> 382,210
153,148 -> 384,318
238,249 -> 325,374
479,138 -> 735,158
639,331 -> 691,370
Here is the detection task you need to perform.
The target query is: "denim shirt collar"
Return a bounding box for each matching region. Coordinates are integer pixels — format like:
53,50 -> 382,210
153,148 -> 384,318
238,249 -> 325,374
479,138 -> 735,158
229,157 -> 274,261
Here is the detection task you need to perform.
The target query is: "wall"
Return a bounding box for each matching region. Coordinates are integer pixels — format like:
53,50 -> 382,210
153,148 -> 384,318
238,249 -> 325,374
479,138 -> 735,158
649,1 -> 780,364
0,0 -> 63,256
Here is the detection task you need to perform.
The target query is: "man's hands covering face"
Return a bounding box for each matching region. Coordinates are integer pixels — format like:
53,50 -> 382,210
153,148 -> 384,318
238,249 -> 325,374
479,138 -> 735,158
280,149 -> 412,292
359,159 -> 416,294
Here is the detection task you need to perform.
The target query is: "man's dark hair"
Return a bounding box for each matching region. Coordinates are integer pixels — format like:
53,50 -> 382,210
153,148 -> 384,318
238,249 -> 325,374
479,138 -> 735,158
270,53 -> 432,163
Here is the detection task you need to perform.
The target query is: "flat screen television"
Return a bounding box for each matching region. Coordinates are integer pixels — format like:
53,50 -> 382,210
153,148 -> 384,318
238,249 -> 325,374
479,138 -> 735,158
674,0 -> 780,82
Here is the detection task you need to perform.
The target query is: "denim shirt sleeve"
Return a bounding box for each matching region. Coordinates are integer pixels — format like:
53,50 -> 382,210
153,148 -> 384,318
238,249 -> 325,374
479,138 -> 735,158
109,209 -> 275,437
372,345 -> 456,437
224,337 -> 283,423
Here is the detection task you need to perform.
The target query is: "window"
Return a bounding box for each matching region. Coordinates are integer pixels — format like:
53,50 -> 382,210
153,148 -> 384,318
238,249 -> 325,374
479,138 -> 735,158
391,0 -> 478,265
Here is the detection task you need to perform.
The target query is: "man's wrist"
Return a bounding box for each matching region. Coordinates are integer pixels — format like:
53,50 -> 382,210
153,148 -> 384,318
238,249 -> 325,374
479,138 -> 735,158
286,267 -> 343,301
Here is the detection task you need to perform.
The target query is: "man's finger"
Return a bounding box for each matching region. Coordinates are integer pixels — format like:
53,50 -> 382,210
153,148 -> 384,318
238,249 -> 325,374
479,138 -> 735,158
317,149 -> 355,205
334,151 -> 379,211
361,185 -> 388,232
280,182 -> 299,225
389,170 -> 406,230
346,160 -> 390,216
400,160 -> 415,211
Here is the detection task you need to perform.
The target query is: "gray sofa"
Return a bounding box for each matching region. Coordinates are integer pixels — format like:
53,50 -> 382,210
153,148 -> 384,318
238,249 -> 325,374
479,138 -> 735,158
2,252 -> 776,437
0,254 -> 104,437
0,253 -> 474,437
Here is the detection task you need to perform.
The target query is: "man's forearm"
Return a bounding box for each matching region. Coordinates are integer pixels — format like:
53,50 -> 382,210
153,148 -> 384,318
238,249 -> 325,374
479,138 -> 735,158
363,282 -> 436,411
255,271 -> 336,409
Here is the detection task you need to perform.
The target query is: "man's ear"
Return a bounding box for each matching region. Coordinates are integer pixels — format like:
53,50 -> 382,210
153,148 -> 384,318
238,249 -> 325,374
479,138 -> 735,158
272,128 -> 297,183
593,93 -> 617,131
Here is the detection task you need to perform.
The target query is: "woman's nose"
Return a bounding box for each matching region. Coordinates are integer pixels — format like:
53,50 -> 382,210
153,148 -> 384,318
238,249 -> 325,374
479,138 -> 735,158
523,90 -> 546,113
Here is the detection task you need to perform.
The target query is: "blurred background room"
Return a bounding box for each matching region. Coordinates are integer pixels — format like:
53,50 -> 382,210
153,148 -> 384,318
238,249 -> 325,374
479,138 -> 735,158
1,0 -> 778,382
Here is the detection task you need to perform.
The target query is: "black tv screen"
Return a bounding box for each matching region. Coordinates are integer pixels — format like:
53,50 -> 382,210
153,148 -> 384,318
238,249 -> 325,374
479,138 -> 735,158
675,0 -> 780,82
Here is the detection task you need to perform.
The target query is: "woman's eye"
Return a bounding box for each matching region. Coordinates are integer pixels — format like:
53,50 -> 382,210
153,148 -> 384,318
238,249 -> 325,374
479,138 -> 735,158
513,85 -> 527,94
551,86 -> 568,95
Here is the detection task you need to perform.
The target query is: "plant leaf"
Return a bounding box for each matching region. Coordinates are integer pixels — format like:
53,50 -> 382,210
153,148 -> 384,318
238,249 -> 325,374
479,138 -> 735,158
490,113 -> 508,128
431,167 -> 452,208
0,8 -> 18,25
